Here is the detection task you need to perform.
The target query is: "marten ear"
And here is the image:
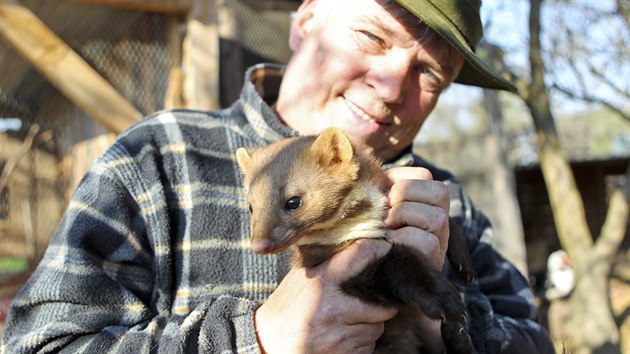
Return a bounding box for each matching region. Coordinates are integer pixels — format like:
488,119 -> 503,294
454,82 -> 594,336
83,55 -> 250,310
235,147 -> 253,174
311,127 -> 355,168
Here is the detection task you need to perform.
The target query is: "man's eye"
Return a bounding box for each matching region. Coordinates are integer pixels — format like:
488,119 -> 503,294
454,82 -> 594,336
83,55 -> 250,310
415,66 -> 435,79
415,66 -> 442,92
359,30 -> 384,46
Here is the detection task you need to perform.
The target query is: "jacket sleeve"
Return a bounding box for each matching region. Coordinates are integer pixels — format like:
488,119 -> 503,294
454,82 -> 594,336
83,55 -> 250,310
1,140 -> 262,354
446,180 -> 555,354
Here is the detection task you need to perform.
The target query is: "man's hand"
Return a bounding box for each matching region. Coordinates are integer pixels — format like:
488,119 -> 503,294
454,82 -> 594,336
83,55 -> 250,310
384,166 -> 450,270
383,166 -> 450,351
254,239 -> 398,354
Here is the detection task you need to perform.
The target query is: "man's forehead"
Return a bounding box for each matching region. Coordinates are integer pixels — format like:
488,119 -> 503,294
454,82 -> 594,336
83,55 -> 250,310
314,0 -> 463,82
379,0 -> 423,28
344,2 -> 425,37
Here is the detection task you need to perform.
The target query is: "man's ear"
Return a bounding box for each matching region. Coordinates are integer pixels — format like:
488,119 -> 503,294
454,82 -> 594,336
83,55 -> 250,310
288,0 -> 317,50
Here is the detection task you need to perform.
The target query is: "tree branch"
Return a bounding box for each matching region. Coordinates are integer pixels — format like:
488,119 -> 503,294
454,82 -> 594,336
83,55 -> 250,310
552,83 -> 630,122
0,124 -> 40,193
586,62 -> 630,98
594,163 -> 630,260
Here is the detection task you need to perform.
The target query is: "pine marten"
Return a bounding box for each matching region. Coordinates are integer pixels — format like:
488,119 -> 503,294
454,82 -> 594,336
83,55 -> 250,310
236,127 -> 473,354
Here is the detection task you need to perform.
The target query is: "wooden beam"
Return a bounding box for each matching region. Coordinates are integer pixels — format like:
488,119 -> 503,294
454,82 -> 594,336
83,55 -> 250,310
0,0 -> 142,134
182,0 -> 220,110
65,0 -> 192,14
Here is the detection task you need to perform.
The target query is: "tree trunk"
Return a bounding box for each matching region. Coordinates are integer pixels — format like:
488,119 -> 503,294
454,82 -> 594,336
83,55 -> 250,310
482,88 -> 528,276
523,1 -> 623,352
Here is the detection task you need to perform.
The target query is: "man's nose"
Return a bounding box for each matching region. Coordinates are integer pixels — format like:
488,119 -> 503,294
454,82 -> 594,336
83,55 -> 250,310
366,51 -> 413,104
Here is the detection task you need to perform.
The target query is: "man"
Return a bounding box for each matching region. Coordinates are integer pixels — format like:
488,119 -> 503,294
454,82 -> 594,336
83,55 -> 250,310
2,0 -> 554,353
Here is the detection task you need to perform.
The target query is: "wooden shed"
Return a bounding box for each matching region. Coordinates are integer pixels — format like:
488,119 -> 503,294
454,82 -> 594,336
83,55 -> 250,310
0,0 -> 300,329
516,156 -> 630,292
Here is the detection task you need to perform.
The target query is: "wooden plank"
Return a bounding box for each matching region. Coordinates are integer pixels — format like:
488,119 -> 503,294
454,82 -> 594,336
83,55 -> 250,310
0,131 -> 65,264
67,133 -> 117,194
0,132 -> 58,177
65,0 -> 192,14
182,0 -> 219,110
0,0 -> 142,134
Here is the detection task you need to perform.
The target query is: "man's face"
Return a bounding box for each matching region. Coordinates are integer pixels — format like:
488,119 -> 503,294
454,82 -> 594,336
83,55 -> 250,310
275,0 -> 464,162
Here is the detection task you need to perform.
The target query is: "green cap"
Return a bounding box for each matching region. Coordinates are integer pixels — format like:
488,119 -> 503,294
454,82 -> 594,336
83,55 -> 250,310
395,0 -> 517,92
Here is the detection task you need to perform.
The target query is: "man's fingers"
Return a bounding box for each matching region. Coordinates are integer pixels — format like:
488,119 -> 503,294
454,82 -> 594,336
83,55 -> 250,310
387,179 -> 450,211
311,239 -> 398,325
319,238 -> 392,281
385,166 -> 433,184
386,227 -> 445,269
384,199 -> 449,267
384,200 -> 449,235
314,322 -> 387,353
341,301 -> 398,325
383,165 -> 450,270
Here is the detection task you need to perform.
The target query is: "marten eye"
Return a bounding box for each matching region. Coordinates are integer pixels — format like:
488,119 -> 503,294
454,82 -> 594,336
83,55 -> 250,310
248,203 -> 253,213
285,196 -> 302,210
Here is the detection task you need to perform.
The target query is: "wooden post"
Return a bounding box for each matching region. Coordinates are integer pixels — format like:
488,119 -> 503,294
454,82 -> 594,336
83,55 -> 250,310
66,0 -> 192,14
182,0 -> 220,110
0,0 -> 142,134
480,42 -> 528,276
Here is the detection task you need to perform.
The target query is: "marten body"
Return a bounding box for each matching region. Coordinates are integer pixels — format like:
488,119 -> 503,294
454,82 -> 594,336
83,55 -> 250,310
236,127 -> 473,353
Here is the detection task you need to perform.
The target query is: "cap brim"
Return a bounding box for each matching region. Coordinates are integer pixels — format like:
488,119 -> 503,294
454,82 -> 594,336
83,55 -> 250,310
396,0 -> 517,92
455,55 -> 517,92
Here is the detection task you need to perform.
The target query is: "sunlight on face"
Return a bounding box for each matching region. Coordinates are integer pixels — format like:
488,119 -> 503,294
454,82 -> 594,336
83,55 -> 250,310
276,0 -> 464,162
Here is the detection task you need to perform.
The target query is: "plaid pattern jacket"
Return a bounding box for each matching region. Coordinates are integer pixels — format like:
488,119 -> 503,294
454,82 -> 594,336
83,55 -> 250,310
2,64 -> 553,353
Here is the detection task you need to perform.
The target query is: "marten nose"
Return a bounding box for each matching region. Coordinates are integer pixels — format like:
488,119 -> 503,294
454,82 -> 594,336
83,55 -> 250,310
251,238 -> 274,254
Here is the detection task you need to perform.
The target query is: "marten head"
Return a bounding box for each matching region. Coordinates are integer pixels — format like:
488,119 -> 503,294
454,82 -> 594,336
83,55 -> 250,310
236,127 -> 361,254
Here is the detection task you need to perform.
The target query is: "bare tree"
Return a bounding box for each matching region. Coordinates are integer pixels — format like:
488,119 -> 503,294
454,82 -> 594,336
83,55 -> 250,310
478,42 -> 528,276
545,0 -> 630,123
509,1 -> 630,353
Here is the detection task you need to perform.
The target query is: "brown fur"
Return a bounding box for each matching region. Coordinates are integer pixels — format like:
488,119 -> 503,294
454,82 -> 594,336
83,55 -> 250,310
237,127 -> 473,353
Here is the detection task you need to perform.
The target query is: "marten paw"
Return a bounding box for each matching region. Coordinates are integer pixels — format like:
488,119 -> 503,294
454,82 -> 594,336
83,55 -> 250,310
441,322 -> 473,354
439,287 -> 467,324
415,276 -> 466,325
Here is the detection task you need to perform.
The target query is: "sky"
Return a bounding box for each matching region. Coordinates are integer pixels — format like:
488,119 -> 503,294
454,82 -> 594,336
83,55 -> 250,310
0,118 -> 22,133
481,0 -> 629,115
418,0 -> 630,148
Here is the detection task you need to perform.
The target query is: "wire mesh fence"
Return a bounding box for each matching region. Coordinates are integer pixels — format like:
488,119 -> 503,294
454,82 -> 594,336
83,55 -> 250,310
0,4 -> 183,280
0,0 -> 297,281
